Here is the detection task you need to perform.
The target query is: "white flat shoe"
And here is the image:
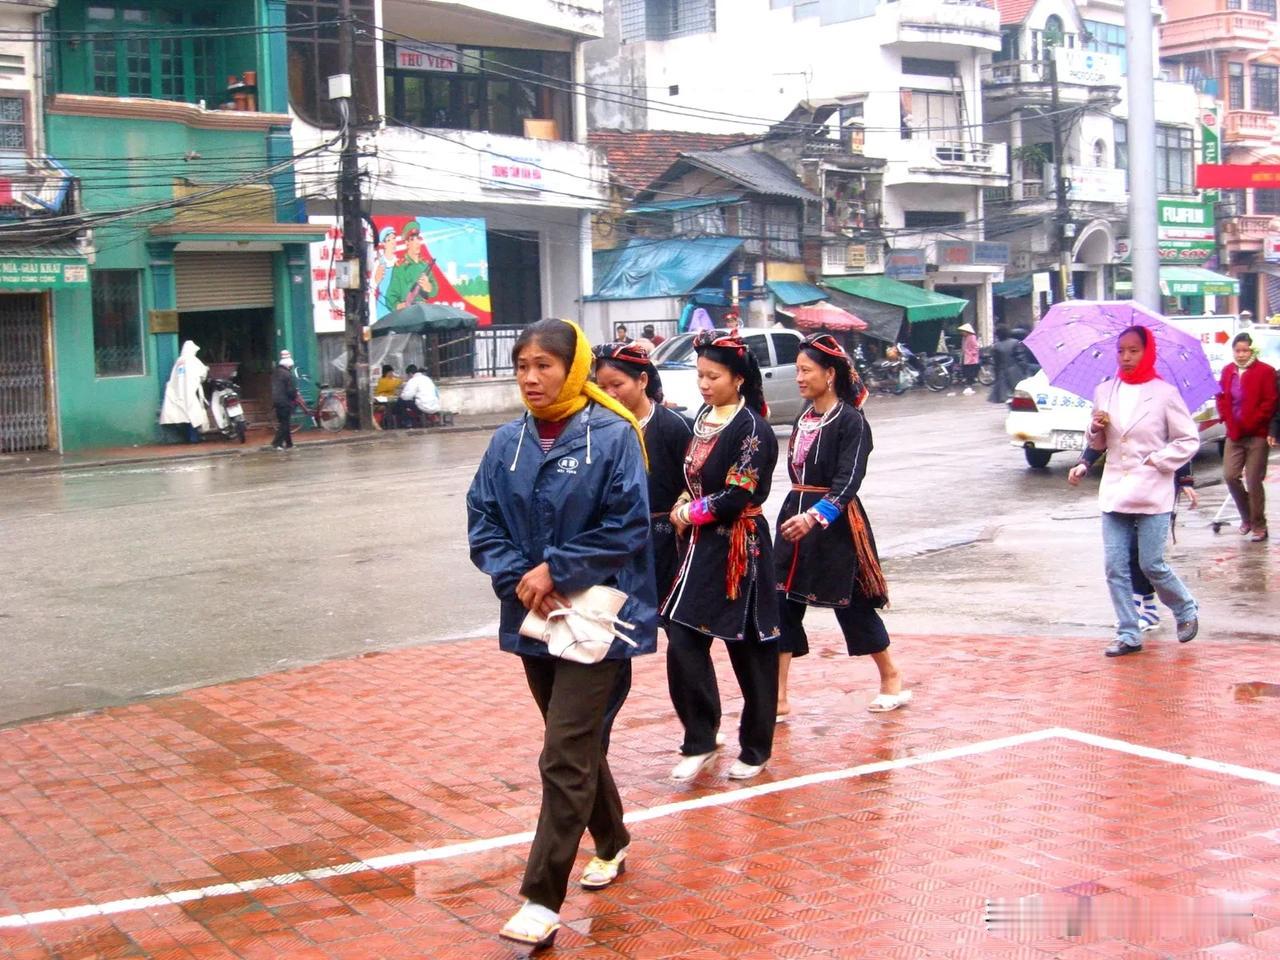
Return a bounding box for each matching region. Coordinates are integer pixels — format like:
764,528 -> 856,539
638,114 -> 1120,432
727,759 -> 766,780
671,751 -> 716,782
867,689 -> 913,713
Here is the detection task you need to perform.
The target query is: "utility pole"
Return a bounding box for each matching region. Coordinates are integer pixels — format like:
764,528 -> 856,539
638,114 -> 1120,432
336,0 -> 370,428
1125,0 -> 1159,310
1048,43 -> 1073,303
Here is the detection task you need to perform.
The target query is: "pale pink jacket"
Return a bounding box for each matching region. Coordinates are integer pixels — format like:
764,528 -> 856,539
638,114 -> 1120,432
1086,377 -> 1198,515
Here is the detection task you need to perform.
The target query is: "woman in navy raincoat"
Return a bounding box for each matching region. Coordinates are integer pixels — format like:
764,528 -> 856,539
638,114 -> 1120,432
467,318 -> 657,950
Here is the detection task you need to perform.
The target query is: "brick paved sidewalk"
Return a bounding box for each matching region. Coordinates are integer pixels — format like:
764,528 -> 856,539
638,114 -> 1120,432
1,626 -> 1278,959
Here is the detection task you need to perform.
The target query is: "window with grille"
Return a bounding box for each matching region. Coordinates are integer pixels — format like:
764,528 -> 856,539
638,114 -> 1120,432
620,0 -> 716,41
1229,63 -> 1245,110
1254,188 -> 1280,215
0,97 -> 25,153
1250,0 -> 1276,17
92,270 -> 145,378
1155,126 -> 1194,195
1252,63 -> 1279,113
83,5 -> 224,105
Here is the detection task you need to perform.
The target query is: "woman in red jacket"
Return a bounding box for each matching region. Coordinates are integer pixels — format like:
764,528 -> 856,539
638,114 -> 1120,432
1217,332 -> 1279,542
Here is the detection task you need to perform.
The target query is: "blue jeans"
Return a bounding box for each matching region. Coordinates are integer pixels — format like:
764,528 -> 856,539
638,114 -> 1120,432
1102,511 -> 1198,645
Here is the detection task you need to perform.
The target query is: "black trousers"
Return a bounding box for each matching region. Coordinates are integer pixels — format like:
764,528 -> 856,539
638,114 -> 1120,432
666,621 -> 778,767
779,595 -> 890,658
520,656 -> 629,912
272,403 -> 293,448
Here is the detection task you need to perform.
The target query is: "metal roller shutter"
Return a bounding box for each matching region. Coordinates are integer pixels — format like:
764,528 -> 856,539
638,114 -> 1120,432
174,252 -> 274,312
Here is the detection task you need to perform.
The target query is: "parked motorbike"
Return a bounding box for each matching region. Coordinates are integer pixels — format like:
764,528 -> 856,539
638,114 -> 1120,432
907,346 -> 954,392
201,377 -> 247,443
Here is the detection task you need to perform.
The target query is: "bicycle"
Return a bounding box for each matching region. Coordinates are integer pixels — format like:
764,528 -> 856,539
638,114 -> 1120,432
290,372 -> 351,432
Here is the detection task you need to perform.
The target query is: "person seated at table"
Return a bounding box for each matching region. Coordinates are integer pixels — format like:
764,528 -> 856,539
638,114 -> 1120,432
396,364 -> 442,427
375,364 -> 403,399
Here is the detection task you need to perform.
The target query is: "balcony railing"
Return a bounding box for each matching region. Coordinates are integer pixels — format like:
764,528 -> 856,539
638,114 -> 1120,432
1160,12 -> 1272,54
0,158 -> 74,219
1222,214 -> 1273,241
933,141 -> 997,166
887,0 -> 1000,48
1223,110 -> 1278,143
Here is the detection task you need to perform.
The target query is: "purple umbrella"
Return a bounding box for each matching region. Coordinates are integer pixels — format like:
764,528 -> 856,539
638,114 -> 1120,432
1022,300 -> 1217,411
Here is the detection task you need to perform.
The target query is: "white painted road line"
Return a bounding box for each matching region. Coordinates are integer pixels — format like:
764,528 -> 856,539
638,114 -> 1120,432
1,726 -> 1275,930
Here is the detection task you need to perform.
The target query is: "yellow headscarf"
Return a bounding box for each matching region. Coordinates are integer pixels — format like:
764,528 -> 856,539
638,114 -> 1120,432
523,318 -> 648,467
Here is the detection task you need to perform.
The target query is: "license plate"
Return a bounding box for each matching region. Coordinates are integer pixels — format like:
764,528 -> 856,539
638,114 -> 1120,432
1052,430 -> 1084,450
226,404 -> 244,418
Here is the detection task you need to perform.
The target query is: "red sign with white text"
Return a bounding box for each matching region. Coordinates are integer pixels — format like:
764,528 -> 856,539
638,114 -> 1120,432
1195,164 -> 1280,189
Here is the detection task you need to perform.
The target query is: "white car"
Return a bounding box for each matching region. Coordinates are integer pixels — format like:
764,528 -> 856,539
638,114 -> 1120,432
654,328 -> 806,424
1005,315 -> 1239,468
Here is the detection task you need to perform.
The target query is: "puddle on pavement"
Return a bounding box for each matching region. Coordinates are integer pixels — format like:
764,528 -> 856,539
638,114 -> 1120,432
1232,682 -> 1280,702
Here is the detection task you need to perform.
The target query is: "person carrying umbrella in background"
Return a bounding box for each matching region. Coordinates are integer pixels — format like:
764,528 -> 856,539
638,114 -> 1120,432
1065,325 -> 1200,656
1216,332 -> 1278,542
1027,302 -> 1216,658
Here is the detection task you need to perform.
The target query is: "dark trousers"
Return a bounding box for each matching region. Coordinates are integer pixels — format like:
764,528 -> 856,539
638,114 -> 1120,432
779,595 -> 891,658
666,622 -> 778,767
961,362 -> 979,384
600,658 -> 632,754
520,656 -> 629,912
272,403 -> 293,448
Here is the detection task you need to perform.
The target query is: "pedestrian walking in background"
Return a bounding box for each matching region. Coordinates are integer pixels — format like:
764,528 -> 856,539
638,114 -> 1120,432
643,323 -> 667,347
466,318 -> 656,950
1068,326 -> 1200,657
593,341 -> 693,602
1217,332 -> 1277,542
774,335 -> 908,719
159,340 -> 210,442
957,322 -> 980,395
987,326 -> 1026,404
664,331 -> 780,783
269,350 -> 298,450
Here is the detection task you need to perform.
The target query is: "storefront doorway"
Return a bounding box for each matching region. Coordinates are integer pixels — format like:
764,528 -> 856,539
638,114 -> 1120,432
487,231 -> 541,327
177,307 -> 274,401
0,293 -> 53,452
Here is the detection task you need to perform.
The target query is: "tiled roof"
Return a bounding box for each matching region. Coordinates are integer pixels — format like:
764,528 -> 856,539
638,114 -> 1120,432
587,130 -> 751,191
995,0 -> 1037,26
680,150 -> 820,202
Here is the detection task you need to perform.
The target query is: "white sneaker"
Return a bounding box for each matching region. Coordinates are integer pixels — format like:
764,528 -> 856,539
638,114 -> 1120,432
727,760 -> 766,780
670,751 -> 716,782
962,387 -> 975,396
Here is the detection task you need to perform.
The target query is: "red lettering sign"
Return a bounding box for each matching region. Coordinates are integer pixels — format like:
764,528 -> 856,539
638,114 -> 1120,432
1195,164 -> 1280,189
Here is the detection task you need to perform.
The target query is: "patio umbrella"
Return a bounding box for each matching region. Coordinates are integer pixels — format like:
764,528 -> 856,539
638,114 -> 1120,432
779,301 -> 868,333
369,302 -> 477,336
1023,301 -> 1217,410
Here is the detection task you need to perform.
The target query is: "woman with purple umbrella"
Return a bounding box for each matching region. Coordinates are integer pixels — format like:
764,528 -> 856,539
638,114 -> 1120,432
1067,326 -> 1200,657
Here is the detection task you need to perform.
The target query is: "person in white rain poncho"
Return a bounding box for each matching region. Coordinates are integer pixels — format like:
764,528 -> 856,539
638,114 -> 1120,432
159,340 -> 210,439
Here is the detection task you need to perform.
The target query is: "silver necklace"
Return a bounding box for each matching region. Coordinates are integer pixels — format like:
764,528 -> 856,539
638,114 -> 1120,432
795,401 -> 840,435
693,399 -> 743,440
637,404 -> 655,429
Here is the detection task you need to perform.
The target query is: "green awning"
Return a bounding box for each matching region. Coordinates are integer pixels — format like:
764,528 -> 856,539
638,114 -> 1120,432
369,302 -> 477,335
626,193 -> 743,214
1115,266 -> 1240,298
822,275 -> 968,322
993,274 -> 1032,298
0,242 -> 88,288
766,281 -> 829,306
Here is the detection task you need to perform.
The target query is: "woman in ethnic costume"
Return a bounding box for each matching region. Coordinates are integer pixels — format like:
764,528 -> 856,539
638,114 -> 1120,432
593,341 -> 694,602
774,334 -> 911,717
663,331 -> 781,783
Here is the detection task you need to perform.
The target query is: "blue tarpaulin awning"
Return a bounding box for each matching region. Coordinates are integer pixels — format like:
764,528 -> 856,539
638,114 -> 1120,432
587,237 -> 744,301
766,281 -> 829,306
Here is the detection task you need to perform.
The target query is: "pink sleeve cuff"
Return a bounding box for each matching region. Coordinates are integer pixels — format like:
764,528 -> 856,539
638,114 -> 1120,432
688,498 -> 715,525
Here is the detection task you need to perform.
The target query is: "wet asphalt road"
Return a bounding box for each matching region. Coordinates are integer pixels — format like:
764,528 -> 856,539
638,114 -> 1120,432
1,390 -> 1273,726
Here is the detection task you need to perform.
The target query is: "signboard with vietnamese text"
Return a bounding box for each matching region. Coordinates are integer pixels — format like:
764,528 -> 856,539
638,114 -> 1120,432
936,240 -> 1010,267
1195,163 -> 1280,189
393,41 -> 460,73
480,154 -> 545,189
1200,107 -> 1220,203
884,249 -> 926,280
1053,47 -> 1121,88
1156,199 -> 1215,264
0,255 -> 88,288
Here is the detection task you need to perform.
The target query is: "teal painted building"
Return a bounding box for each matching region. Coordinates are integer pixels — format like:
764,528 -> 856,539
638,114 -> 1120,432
44,0 -> 323,450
